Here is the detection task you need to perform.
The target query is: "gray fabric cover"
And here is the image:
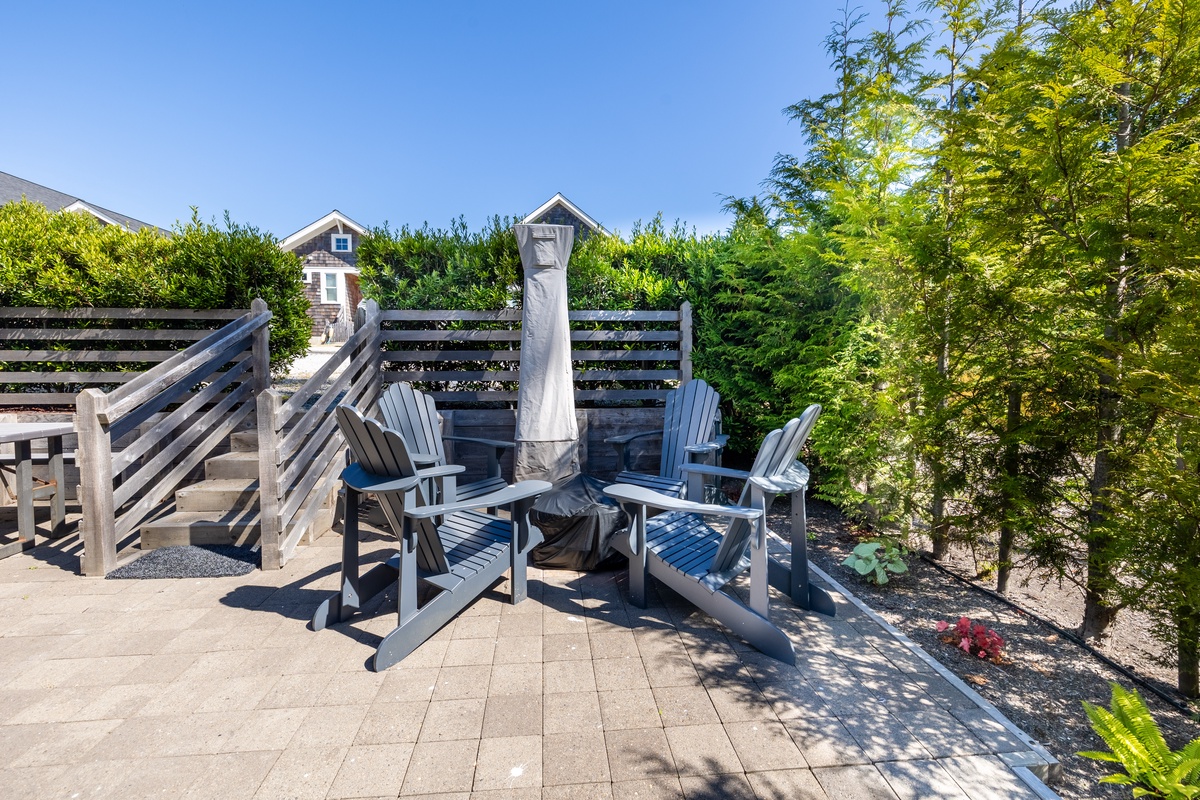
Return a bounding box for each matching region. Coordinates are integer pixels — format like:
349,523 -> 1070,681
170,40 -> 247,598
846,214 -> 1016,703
513,224 -> 579,482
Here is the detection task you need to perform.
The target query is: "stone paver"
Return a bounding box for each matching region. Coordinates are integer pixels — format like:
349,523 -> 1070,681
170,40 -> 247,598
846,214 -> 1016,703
0,529 -> 1059,799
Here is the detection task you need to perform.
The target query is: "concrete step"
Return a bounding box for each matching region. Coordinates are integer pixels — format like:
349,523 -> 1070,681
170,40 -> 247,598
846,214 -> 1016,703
204,452 -> 259,481
229,431 -> 259,452
176,479 -> 259,512
140,509 -> 260,549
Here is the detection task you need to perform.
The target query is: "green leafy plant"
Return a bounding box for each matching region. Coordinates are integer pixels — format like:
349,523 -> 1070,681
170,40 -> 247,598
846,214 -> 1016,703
842,540 -> 908,585
1079,683 -> 1200,798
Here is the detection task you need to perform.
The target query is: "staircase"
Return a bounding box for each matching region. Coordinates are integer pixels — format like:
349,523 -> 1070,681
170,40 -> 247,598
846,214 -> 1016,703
139,430 -> 337,551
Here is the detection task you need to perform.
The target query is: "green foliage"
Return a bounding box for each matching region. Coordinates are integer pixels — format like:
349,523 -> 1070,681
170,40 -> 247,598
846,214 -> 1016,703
0,201 -> 309,373
1080,684 -> 1200,798
841,539 -> 908,585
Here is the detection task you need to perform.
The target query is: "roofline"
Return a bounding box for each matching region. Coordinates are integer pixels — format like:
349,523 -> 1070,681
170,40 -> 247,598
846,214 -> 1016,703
520,192 -> 610,236
62,200 -> 122,228
280,210 -> 368,251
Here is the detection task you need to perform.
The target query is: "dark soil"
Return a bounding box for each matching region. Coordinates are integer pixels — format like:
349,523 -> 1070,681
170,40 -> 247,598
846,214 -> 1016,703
787,498 -> 1200,800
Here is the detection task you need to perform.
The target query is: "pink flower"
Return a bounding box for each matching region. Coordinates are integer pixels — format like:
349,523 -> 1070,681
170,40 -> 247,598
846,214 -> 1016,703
959,639 -> 972,653
936,620 -> 949,633
978,651 -> 986,658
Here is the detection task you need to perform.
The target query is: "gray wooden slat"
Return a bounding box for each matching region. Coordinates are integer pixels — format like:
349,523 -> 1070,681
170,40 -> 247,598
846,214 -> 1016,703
568,310 -> 679,321
382,309 -> 523,322
103,310 -> 267,424
0,307 -> 247,320
420,389 -> 672,403
571,331 -> 679,342
0,372 -> 139,383
380,369 -> 679,382
383,330 -> 522,342
380,350 -> 680,364
380,350 -> 520,363
0,329 -> 211,342
0,350 -> 179,362
0,393 -> 79,406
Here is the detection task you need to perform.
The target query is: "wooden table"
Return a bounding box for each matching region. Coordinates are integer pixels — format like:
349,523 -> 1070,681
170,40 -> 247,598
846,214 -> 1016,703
0,423 -> 73,559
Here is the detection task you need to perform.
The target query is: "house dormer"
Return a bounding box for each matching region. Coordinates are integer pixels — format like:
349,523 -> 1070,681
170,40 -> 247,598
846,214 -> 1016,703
521,193 -> 608,242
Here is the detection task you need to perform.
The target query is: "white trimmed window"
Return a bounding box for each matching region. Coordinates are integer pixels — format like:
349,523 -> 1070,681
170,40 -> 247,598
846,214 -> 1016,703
323,272 -> 339,304
331,234 -> 353,253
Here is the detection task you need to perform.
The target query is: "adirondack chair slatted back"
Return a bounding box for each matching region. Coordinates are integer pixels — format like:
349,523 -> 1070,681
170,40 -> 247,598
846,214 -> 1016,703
378,383 -> 446,463
708,404 -> 822,576
336,405 -> 449,574
659,379 -> 721,481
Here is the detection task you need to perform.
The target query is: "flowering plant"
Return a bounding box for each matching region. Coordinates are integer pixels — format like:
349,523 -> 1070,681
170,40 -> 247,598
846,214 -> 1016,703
936,617 -> 1005,663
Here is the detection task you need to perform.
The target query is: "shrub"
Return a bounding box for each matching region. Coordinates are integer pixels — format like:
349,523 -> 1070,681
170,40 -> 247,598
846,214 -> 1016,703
1080,683 -> 1200,798
0,201 -> 309,373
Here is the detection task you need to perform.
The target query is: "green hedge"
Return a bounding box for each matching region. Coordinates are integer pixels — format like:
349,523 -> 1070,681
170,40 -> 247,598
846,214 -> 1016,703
0,201 -> 310,373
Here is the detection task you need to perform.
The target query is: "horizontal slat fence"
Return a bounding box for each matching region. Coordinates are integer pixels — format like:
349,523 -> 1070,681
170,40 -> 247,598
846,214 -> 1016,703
256,301 -> 382,569
379,303 -> 692,406
76,302 -> 269,576
0,307 -> 245,408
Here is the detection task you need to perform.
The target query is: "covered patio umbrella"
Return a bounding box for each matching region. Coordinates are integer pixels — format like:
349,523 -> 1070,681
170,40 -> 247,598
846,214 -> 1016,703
513,223 -> 579,483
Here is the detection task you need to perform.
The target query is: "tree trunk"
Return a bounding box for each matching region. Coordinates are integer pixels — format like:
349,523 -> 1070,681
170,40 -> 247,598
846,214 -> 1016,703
1177,602 -> 1200,699
997,387 -> 1021,594
1082,81 -> 1133,643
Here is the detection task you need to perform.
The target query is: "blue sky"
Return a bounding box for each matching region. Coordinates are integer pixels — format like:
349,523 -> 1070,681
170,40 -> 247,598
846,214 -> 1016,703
5,2 -> 846,239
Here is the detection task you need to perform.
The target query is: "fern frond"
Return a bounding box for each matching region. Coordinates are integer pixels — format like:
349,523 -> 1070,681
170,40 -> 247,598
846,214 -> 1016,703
1109,684 -> 1174,770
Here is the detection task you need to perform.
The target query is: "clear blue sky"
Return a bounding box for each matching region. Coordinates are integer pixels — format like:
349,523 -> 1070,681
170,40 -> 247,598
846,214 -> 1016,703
5,1 -> 850,239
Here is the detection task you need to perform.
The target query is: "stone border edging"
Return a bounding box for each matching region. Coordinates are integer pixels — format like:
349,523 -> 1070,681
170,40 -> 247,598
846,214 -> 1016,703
809,562 -> 1064,795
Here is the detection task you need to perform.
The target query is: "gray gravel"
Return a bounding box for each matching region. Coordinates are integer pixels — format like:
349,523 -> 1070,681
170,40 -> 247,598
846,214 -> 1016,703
106,545 -> 258,579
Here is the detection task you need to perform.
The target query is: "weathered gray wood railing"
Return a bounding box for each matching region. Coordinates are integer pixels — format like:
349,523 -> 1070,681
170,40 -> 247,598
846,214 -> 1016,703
255,301 -> 381,569
379,303 -> 692,405
0,307 -> 247,408
76,301 -> 270,576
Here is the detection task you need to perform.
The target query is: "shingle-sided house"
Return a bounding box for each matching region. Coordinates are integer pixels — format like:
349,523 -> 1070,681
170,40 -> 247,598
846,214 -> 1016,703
0,170 -> 162,232
279,210 -> 368,340
520,192 -> 608,242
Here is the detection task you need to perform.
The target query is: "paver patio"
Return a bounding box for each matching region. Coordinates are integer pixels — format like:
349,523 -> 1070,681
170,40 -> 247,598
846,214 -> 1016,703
0,519 -> 1060,799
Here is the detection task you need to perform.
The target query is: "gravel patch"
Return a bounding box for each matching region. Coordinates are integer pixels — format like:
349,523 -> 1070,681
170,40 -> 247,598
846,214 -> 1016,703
106,545 -> 258,579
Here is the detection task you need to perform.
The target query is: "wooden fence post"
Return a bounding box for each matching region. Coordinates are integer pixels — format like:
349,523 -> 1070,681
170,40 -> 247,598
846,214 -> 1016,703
680,301 -> 693,385
251,299 -> 284,570
355,299 -> 382,414
77,389 -> 116,576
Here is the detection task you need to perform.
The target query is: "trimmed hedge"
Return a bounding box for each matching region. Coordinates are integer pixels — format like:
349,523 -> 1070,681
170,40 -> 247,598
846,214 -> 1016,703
0,201 -> 310,373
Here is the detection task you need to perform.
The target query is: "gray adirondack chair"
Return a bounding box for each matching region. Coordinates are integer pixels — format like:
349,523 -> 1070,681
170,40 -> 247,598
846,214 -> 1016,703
312,405 -> 549,671
378,382 -> 513,500
604,404 -> 835,665
605,378 -> 725,499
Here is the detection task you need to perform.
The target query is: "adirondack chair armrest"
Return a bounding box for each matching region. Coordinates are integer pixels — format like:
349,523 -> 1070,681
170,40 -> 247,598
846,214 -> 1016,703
402,479 -> 553,520
443,435 -> 515,450
340,463 -> 423,495
604,429 -> 662,446
414,464 -> 466,479
603,483 -> 763,521
679,464 -> 752,481
683,441 -> 723,456
410,451 -> 441,466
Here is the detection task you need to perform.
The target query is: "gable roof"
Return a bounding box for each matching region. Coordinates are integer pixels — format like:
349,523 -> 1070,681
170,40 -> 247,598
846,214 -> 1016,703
521,192 -> 609,236
0,170 -> 163,233
280,210 -> 368,251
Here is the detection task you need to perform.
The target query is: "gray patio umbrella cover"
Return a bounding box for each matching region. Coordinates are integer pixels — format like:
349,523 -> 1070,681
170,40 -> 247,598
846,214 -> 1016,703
513,224 -> 579,483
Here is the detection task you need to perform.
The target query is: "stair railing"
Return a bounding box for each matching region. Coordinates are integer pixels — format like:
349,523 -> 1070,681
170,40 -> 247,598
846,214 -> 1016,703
256,300 -> 381,569
76,299 -> 272,576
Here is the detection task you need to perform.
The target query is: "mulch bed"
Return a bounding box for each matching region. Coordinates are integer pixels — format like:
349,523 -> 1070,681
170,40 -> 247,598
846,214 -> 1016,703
777,498 -> 1200,800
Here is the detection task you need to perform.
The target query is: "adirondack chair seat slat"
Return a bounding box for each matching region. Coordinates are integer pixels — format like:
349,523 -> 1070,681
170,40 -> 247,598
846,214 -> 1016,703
605,404 -> 836,665
313,405 -> 548,671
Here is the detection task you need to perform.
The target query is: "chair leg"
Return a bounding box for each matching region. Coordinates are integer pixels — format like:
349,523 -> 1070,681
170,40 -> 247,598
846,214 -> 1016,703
314,487 -> 399,630
628,508 -> 648,608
